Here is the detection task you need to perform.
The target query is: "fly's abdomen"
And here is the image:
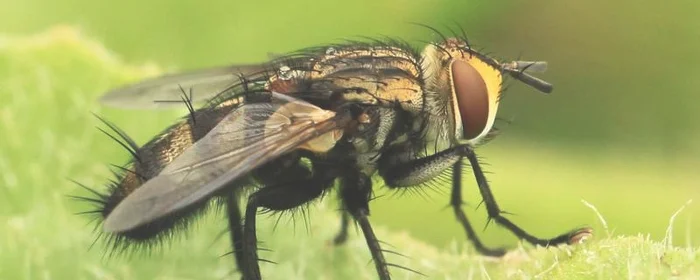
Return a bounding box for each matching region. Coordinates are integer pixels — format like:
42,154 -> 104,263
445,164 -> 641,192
88,102 -> 239,248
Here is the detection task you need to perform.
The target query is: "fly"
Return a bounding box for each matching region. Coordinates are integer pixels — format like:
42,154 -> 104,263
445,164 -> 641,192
76,33 -> 593,280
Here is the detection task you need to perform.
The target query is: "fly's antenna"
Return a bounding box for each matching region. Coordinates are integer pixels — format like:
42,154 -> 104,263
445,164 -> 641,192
506,61 -> 548,73
500,61 -> 553,94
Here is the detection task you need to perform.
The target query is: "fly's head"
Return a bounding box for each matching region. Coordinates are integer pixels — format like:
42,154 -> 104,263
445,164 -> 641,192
421,38 -> 552,144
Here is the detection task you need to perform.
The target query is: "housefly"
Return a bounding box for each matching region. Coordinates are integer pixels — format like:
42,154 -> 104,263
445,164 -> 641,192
78,34 -> 592,280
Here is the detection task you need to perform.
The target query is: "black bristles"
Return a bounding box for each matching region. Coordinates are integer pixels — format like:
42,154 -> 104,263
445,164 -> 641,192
386,263 -> 427,278
92,113 -> 139,153
108,164 -> 146,181
75,209 -> 104,216
69,178 -> 106,199
92,113 -> 141,162
455,23 -> 471,51
410,22 -> 450,45
177,85 -> 197,124
70,159 -> 212,257
69,195 -> 104,204
96,127 -> 141,162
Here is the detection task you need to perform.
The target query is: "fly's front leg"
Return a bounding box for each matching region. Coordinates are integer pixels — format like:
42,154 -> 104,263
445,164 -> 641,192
378,144 -> 591,256
339,170 -> 391,280
459,145 -> 592,248
378,144 -> 501,255
451,160 -> 506,256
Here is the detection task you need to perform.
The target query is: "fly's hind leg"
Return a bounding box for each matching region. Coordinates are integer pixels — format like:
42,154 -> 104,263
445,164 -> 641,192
225,191 -> 245,272
241,158 -> 336,280
213,179 -> 250,274
378,144 -> 591,256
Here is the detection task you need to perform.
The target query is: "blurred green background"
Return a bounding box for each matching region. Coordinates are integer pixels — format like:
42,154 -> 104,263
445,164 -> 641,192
1,0 -> 699,278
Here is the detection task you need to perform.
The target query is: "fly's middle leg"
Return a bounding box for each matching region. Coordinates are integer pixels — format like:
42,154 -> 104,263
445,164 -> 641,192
339,170 -> 391,280
241,160 -> 335,280
332,210 -> 351,245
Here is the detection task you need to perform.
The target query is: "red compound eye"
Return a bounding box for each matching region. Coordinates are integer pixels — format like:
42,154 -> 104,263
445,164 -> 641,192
451,60 -> 489,139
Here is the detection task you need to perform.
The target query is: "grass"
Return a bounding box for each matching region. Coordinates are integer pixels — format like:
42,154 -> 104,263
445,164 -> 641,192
0,26 -> 699,280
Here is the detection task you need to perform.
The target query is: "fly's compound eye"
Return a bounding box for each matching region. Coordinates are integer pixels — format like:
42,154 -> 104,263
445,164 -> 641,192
448,51 -> 503,142
450,60 -> 491,140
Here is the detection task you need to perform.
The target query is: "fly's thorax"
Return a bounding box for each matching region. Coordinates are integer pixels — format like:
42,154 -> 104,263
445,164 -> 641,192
350,107 -> 398,153
349,107 -> 401,175
420,38 -> 503,145
313,46 -> 421,78
265,65 -> 310,94
307,46 -> 425,113
262,46 -> 425,114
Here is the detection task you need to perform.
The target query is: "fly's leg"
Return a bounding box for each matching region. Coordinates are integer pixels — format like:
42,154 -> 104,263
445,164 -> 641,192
225,191 -> 245,272
332,208 -> 351,245
339,171 -> 391,280
356,210 -> 389,280
451,160 -> 506,256
215,178 -> 254,274
459,145 -> 592,247
378,144 -> 502,255
378,144 -> 591,255
241,197 -> 263,280
241,162 -> 335,280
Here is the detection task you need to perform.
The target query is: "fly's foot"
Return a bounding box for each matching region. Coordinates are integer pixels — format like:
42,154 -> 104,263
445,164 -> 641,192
332,233 -> 349,246
568,227 -> 593,244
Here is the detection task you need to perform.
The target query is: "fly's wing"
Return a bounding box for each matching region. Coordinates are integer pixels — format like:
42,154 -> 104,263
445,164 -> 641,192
103,93 -> 350,232
99,64 -> 270,109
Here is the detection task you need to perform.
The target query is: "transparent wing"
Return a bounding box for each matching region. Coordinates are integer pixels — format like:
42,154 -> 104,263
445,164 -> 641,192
103,93 -> 350,232
99,64 -> 269,109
